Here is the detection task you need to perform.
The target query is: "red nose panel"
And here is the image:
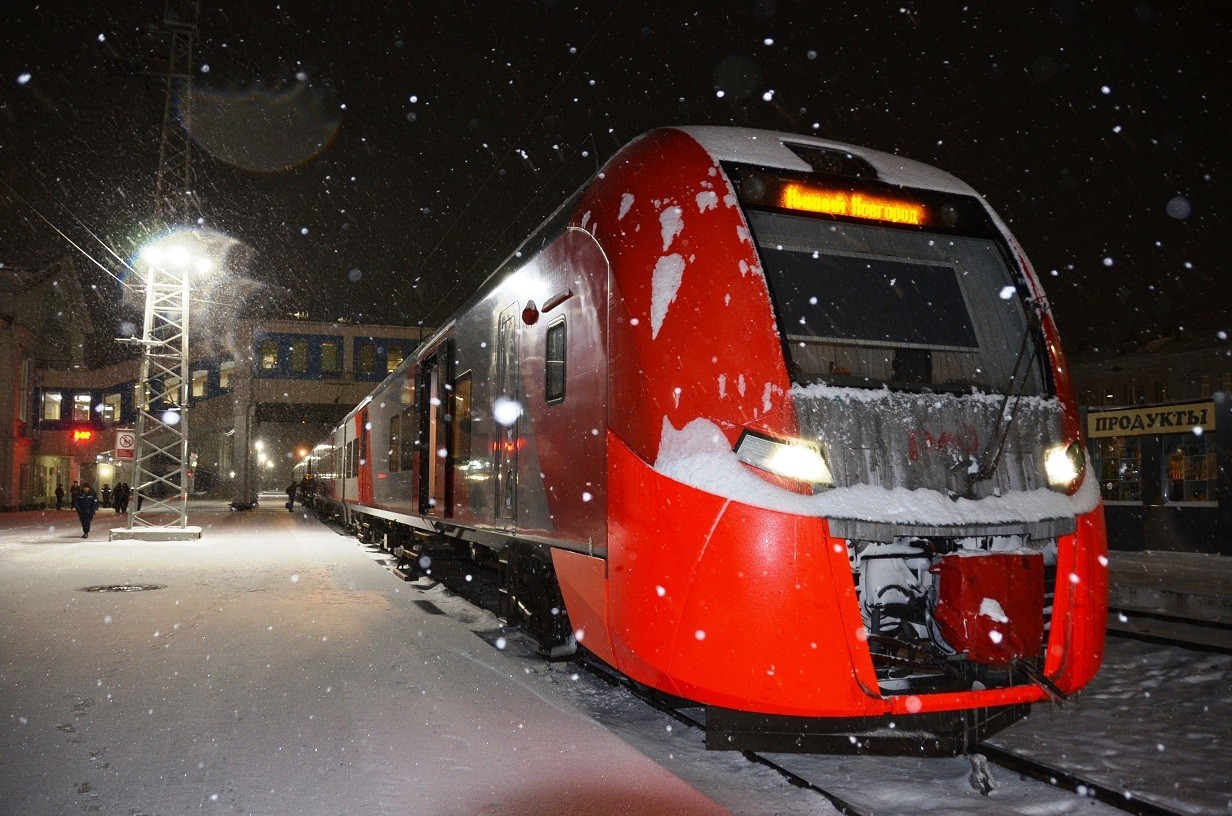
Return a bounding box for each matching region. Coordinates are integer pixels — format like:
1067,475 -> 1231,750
932,552 -> 1045,666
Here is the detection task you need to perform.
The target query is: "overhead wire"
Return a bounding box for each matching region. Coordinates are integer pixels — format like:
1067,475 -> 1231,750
0,176 -> 141,288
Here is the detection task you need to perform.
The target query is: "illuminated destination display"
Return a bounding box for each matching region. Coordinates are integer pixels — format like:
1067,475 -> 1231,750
779,182 -> 926,226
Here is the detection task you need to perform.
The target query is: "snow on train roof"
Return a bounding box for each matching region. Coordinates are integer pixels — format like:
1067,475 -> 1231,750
674,126 -> 978,196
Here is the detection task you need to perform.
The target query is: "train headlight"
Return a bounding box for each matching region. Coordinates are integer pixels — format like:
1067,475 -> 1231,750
735,430 -> 833,490
1045,442 -> 1086,494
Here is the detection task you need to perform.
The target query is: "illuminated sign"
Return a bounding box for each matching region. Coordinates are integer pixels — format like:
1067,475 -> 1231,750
71,429 -> 94,443
1087,401 -> 1216,439
779,183 -> 926,226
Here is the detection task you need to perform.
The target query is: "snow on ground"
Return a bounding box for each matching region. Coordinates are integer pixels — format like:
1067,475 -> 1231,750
992,637 -> 1232,815
0,502 -> 735,816
2,501 -> 1227,816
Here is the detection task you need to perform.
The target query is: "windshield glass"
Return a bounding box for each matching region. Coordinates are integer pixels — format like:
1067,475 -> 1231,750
747,209 -> 1049,396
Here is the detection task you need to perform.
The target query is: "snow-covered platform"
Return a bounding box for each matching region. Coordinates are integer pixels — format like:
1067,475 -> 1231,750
2,502 -> 1228,816
107,525 -> 203,542
1106,549 -> 1232,650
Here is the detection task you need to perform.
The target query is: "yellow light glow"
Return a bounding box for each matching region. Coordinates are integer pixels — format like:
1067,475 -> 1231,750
779,183 -> 926,226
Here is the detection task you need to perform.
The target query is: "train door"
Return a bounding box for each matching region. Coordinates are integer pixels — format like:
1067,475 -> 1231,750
417,341 -> 455,517
496,304 -> 520,524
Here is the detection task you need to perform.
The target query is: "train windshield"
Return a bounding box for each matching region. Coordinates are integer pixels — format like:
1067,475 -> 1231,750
747,208 -> 1049,397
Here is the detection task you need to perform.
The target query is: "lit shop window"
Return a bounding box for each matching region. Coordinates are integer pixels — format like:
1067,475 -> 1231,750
1164,433 -> 1218,504
1094,437 -> 1142,503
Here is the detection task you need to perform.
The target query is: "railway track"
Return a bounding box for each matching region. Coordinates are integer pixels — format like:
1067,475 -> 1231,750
975,743 -> 1187,816
579,652 -> 1196,816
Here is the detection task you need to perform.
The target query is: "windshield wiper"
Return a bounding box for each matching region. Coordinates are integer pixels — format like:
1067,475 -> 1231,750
969,298 -> 1047,489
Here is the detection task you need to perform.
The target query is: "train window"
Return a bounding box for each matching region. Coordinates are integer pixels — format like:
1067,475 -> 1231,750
545,318 -> 567,404
388,413 -> 401,472
399,406 -> 416,471
321,341 -> 341,373
452,373 -> 473,464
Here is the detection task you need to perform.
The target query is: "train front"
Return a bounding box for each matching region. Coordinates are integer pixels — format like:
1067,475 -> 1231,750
574,127 -> 1106,755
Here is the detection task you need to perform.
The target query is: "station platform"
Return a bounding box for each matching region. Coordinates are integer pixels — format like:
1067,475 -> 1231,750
1105,549 -> 1232,651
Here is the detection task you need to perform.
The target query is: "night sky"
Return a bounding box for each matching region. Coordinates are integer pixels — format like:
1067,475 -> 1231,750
2,1 -> 1228,361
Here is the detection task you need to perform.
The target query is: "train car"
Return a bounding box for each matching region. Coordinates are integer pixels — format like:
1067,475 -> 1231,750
308,126 -> 1107,754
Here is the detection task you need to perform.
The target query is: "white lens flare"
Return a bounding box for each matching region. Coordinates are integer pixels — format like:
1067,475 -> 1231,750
1045,442 -> 1084,490
493,397 -> 522,427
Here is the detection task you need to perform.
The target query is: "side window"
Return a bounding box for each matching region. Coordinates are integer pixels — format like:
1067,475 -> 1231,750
357,342 -> 377,377
102,392 -> 122,424
545,318 -> 566,404
386,345 -> 404,373
259,339 -> 279,371
400,406 -> 417,471
453,372 -> 473,464
388,412 -> 401,472
289,339 -> 309,373
41,391 -> 63,421
321,341 -> 341,374
219,360 -> 235,390
72,393 -> 93,421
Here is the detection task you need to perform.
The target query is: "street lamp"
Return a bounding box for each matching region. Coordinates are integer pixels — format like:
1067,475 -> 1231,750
113,228 -> 220,540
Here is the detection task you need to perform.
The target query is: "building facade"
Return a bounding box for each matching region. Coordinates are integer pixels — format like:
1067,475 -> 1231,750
11,317 -> 430,510
1071,337 -> 1232,555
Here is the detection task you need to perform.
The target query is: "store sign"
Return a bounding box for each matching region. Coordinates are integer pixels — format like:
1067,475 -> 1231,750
1088,401 -> 1216,439
115,430 -> 136,459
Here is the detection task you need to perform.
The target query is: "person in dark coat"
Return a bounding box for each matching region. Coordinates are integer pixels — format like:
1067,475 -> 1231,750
74,483 -> 100,538
286,481 -> 297,512
114,482 -> 129,514
54,482 -> 65,510
101,483 -> 112,507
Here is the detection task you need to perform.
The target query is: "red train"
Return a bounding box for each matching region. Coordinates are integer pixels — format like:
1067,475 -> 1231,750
300,126 -> 1107,754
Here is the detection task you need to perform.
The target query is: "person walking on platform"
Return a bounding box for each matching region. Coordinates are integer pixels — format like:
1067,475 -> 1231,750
74,483 -> 100,538
54,482 -> 65,510
286,481 -> 297,512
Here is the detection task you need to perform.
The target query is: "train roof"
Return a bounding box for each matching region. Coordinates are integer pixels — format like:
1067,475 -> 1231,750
674,126 -> 978,197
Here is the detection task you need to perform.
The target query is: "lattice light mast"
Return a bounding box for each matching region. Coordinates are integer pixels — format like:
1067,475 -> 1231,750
127,1 -> 200,531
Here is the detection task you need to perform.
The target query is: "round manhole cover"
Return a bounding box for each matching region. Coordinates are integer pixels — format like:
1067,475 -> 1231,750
80,584 -> 166,593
